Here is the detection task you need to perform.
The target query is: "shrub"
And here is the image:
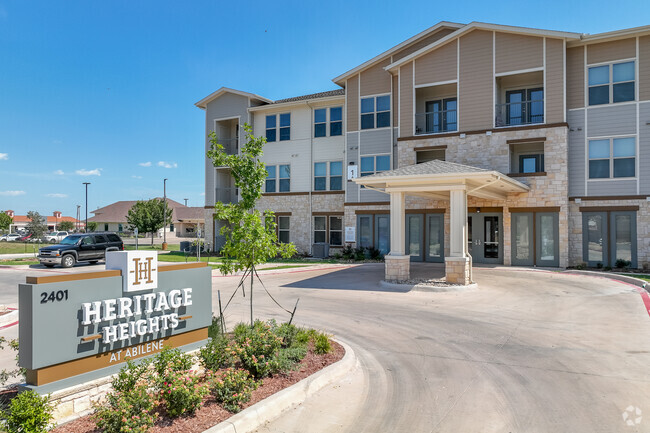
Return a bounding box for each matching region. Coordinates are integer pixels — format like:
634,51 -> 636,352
604,265 -> 612,271
313,332 -> 332,355
232,320 -> 282,378
353,247 -> 366,261
153,346 -> 193,384
615,259 -> 631,269
211,368 -> 257,413
111,359 -> 150,393
333,252 -> 342,260
596,262 -> 603,269
275,344 -> 308,372
159,369 -> 209,418
207,314 -> 225,339
341,245 -> 354,260
366,247 -> 383,260
274,322 -> 300,348
3,390 -> 55,433
199,336 -> 236,371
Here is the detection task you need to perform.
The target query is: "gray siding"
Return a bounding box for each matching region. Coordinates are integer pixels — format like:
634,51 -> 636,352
568,110 -> 586,196
640,102 -> 650,194
360,188 -> 389,202
587,104 -> 637,137
346,132 -> 359,202
587,180 -> 637,195
359,129 -> 392,155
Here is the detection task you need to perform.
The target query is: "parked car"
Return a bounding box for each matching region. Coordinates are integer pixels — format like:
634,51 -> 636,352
18,234 -> 32,242
45,231 -> 69,243
38,232 -> 125,268
1,234 -> 21,242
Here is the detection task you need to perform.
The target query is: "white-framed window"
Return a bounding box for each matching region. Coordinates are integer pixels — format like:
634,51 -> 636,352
588,137 -> 636,179
314,161 -> 343,191
313,215 -> 343,246
277,216 -> 290,243
314,107 -> 343,138
588,61 -> 635,106
360,155 -> 391,177
265,164 -> 291,192
265,113 -> 291,142
360,95 -> 390,130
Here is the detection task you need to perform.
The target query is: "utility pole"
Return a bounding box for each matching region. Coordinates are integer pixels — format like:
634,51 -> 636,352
83,183 -> 90,233
163,178 -> 168,249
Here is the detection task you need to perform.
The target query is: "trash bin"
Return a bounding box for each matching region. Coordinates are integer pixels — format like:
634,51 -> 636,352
180,241 -> 191,252
312,243 -> 330,258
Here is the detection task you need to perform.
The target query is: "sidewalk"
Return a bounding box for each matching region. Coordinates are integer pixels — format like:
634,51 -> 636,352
0,253 -> 37,260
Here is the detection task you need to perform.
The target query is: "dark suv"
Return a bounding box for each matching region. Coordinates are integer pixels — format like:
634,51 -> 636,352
38,232 -> 124,268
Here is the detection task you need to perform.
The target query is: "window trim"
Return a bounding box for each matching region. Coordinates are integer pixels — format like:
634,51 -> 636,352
277,215 -> 290,243
359,93 -> 391,130
265,113 -> 291,142
518,153 -> 544,174
265,164 -> 292,192
313,215 -> 343,247
588,136 -> 636,180
587,60 -> 636,106
313,160 -> 344,191
360,154 -> 391,177
313,106 -> 343,138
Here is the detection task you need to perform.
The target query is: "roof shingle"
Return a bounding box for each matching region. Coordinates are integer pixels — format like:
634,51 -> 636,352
272,89 -> 345,104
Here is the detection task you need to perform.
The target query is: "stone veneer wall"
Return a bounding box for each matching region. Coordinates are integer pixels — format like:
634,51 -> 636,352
397,126 -> 570,268
568,199 -> 650,270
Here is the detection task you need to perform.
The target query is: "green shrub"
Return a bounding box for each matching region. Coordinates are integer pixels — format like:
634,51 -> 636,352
153,346 -> 193,383
159,369 -> 209,418
313,333 -> 332,354
207,314 -> 225,339
615,259 -> 632,269
232,320 -> 282,378
211,368 -> 257,413
274,322 -> 299,348
341,245 -> 354,260
353,247 -> 366,261
366,247 -> 383,260
3,390 -> 55,433
275,344 -> 308,373
111,359 -> 150,393
199,336 -> 236,371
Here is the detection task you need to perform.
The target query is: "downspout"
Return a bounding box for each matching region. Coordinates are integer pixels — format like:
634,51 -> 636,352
306,101 -> 314,256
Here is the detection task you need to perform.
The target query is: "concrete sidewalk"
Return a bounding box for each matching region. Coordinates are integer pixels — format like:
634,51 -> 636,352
0,253 -> 37,260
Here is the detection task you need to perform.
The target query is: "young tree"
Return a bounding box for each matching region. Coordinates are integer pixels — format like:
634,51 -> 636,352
126,199 -> 173,245
57,220 -> 74,232
26,211 -> 47,239
87,221 -> 98,232
207,124 -> 296,326
0,212 -> 12,233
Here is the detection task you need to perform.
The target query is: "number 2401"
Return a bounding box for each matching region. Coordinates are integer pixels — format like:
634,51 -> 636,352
40,290 -> 68,304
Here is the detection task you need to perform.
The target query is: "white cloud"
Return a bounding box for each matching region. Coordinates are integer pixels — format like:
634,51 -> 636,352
200,192 -> 205,196
139,162 -> 152,167
0,190 -> 25,196
53,169 -> 65,175
0,153 -> 8,160
76,168 -> 101,176
131,175 -> 143,179
157,161 -> 178,169
46,193 -> 68,198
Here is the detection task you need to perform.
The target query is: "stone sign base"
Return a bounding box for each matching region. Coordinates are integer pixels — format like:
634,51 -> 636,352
445,257 -> 471,285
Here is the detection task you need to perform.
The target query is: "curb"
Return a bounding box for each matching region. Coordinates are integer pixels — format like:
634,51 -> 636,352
0,308 -> 18,328
563,270 -> 648,290
203,339 -> 356,433
379,280 -> 479,292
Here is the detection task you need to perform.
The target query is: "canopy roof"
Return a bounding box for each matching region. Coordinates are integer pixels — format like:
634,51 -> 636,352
354,160 -> 529,201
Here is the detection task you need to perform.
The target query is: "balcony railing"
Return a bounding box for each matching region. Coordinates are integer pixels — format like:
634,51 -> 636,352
215,187 -> 238,204
495,100 -> 544,127
415,109 -> 457,135
215,137 -> 238,155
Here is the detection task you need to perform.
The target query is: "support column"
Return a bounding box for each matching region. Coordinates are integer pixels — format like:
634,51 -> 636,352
385,192 -> 410,281
446,188 -> 471,285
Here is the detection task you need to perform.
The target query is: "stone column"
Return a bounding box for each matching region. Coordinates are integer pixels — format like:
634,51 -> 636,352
446,188 -> 471,284
385,192 -> 410,281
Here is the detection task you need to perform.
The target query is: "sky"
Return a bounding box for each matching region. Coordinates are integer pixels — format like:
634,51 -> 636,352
0,0 -> 648,219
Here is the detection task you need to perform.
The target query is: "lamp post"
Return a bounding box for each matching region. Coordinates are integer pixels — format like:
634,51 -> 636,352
163,178 -> 168,250
83,182 -> 90,233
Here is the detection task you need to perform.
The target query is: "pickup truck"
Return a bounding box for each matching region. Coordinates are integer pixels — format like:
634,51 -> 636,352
38,232 -> 124,268
44,231 -> 69,243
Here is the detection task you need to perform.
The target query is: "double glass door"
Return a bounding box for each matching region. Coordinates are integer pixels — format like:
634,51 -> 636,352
582,211 -> 637,268
405,213 -> 444,262
357,214 -> 391,255
511,212 -> 559,267
468,213 -> 502,264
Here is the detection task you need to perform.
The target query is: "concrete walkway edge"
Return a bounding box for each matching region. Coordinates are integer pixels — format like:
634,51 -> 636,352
379,280 -> 478,292
564,270 -> 648,290
203,338 -> 357,433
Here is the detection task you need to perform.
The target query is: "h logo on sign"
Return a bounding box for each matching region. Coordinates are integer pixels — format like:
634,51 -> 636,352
132,257 -> 155,285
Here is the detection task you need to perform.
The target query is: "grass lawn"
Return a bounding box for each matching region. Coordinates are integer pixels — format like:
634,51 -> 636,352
0,258 -> 40,265
0,242 -> 40,255
124,244 -> 180,251
617,273 -> 650,282
157,252 -> 221,263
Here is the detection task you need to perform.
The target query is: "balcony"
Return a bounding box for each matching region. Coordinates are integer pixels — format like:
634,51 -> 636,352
414,83 -> 457,136
215,187 -> 238,204
495,99 -> 544,127
216,137 -> 238,156
494,71 -> 544,128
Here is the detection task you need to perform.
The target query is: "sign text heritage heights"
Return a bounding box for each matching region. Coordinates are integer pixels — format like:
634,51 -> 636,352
19,251 -> 212,393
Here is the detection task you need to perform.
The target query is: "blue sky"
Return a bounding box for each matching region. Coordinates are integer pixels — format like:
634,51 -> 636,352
0,0 -> 648,218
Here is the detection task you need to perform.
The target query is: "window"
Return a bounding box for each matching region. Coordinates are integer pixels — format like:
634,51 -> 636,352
505,88 -> 544,125
313,215 -> 343,246
424,98 -> 457,133
314,107 -> 342,137
118,223 -> 123,232
279,164 -> 290,191
265,165 -> 276,192
265,115 -> 276,142
277,216 -> 290,243
265,113 -> 291,142
265,164 -> 290,192
588,137 -> 635,179
588,61 -> 635,106
104,223 -> 109,231
519,154 -> 544,173
360,95 -> 390,129
314,161 -> 343,191
360,155 -> 391,177
416,149 -> 445,164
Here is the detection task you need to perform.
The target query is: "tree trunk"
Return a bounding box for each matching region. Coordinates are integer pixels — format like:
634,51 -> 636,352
151,231 -> 154,246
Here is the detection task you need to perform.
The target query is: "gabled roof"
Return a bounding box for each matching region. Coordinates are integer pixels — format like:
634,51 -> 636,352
359,160 -> 488,181
332,21 -> 465,86
194,87 -> 273,110
272,89 -> 345,104
89,198 -> 192,223
385,21 -> 582,73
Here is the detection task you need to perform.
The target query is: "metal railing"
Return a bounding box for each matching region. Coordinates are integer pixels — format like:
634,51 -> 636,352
495,100 -> 544,127
215,187 -> 238,204
215,137 -> 238,155
414,109 -> 457,135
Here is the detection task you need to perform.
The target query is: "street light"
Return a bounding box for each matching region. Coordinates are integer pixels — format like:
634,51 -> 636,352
83,182 -> 90,233
163,178 -> 168,248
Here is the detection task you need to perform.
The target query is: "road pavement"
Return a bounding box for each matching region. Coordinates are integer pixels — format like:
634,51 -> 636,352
0,263 -> 649,432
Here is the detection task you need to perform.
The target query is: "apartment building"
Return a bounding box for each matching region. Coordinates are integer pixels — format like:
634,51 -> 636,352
197,21 -> 650,283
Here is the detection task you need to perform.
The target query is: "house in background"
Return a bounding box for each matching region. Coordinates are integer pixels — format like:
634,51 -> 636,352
88,199 -> 205,238
4,210 -> 81,233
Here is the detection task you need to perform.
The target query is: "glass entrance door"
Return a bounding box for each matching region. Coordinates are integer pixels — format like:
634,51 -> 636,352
583,211 -> 637,268
468,213 -> 503,264
375,214 -> 390,255
406,214 -> 423,262
511,213 -> 534,266
425,214 -> 444,263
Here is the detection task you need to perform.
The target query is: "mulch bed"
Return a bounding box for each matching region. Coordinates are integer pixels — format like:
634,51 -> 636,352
52,341 -> 344,433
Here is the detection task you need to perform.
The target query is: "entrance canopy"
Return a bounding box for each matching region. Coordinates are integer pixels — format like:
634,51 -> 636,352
353,160 -> 529,284
353,160 -> 529,201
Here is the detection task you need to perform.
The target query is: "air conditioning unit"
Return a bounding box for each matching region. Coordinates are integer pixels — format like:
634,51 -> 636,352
312,243 -> 330,258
